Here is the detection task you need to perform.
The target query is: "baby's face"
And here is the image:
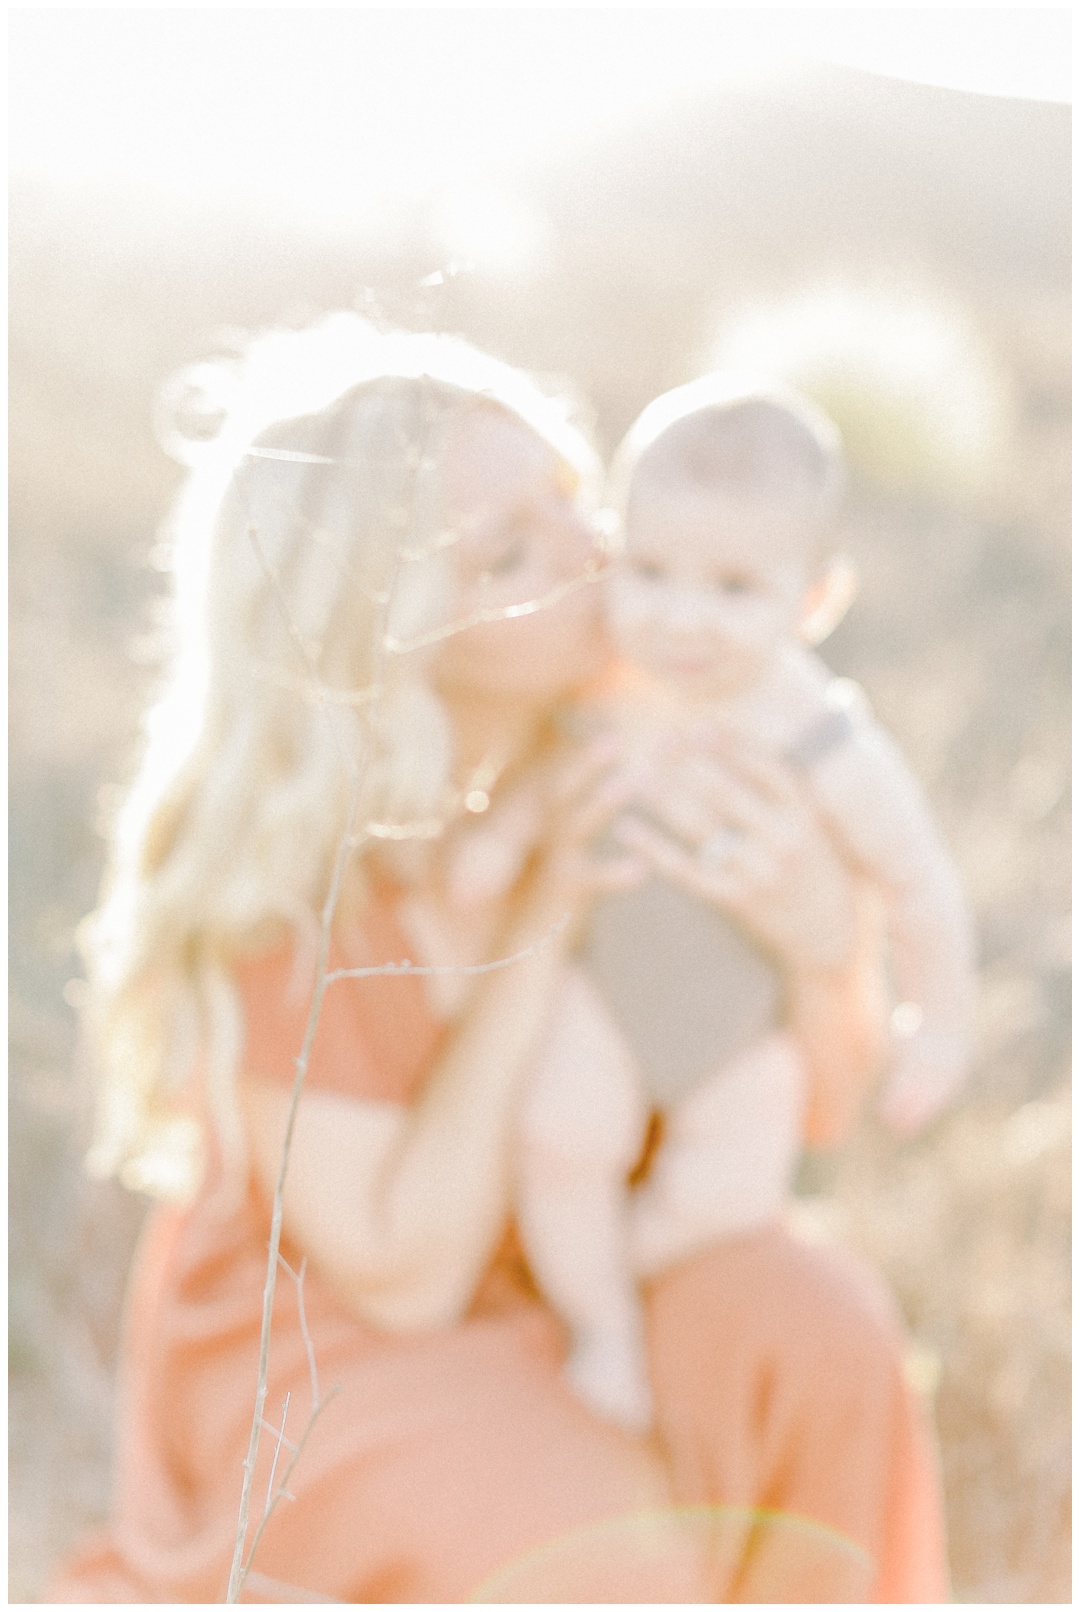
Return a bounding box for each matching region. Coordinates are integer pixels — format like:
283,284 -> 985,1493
607,483 -> 817,699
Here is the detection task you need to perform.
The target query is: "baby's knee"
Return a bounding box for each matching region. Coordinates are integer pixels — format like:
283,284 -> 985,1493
518,1072 -> 645,1173
520,993 -> 647,1169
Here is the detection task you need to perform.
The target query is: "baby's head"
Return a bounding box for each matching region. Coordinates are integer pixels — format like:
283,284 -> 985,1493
607,375 -> 851,698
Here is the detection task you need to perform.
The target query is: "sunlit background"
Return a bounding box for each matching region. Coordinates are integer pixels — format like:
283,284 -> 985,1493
9,8 -> 1071,1603
9,9 -> 1070,208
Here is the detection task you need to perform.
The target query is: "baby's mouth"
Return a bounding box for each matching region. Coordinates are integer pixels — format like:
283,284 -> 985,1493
663,649 -> 722,679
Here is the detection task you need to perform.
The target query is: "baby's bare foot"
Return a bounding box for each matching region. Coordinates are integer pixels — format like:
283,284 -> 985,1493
565,1328 -> 655,1433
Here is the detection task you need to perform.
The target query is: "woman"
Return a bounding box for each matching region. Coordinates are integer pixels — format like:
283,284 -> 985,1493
52,315 -> 947,1603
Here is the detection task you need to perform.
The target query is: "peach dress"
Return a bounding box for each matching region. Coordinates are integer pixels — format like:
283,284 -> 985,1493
51,886 -> 950,1603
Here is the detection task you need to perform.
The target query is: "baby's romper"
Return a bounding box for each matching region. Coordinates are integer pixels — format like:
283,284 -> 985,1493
517,699 -> 862,1292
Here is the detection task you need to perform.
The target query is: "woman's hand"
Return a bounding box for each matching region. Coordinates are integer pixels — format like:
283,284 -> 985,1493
527,736 -> 651,929
605,729 -> 887,1145
246,738 -> 652,1335
609,733 -> 857,974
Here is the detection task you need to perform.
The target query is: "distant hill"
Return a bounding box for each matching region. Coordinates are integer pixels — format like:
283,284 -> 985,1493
526,62 -> 1069,290
8,60 -> 1069,517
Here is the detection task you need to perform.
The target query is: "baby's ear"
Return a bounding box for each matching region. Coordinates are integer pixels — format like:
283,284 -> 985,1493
799,555 -> 858,646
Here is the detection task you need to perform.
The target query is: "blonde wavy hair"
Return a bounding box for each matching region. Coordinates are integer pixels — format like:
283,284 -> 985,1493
81,314 -> 599,1202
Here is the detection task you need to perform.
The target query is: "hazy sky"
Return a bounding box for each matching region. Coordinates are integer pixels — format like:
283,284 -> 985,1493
10,8 -> 1071,232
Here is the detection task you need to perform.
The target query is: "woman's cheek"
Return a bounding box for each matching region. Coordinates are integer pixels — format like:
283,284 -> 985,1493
605,579 -> 657,655
542,581 -> 608,682
433,581 -> 604,699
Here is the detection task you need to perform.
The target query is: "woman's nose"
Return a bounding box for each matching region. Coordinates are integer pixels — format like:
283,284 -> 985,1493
562,506 -> 605,578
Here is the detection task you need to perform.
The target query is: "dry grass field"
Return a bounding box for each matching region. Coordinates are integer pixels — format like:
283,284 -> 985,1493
9,64 -> 1069,1603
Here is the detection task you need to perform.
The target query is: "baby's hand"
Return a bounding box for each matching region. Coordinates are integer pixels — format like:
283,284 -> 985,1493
564,1322 -> 655,1434
878,1043 -> 968,1138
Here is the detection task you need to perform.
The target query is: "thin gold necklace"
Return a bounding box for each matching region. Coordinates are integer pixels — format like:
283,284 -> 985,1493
459,751 -> 509,817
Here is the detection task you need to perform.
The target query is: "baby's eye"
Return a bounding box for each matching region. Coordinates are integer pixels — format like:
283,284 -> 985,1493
715,574 -> 756,595
631,558 -> 666,583
479,533 -> 529,582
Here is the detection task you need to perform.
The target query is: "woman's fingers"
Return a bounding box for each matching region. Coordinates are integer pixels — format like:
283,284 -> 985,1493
612,811 -> 762,910
613,794 -> 855,973
686,725 -> 806,812
631,748 -> 808,872
557,732 -> 802,859
585,849 -> 652,898
542,730 -> 855,973
568,766 -> 644,846
547,734 -> 621,811
537,739 -> 651,906
636,761 -> 771,848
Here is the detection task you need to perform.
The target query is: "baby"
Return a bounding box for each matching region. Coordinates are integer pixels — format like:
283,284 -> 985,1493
453,376 -> 976,1432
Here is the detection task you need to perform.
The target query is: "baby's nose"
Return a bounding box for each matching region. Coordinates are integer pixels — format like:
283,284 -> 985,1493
663,586 -> 714,632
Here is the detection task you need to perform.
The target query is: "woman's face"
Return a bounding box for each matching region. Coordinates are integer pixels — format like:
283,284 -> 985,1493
429,406 -> 608,706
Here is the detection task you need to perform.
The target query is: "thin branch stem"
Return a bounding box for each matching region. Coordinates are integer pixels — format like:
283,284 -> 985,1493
246,523 -> 324,682
225,774 -> 363,1603
264,1392 -> 291,1513
242,1570 -> 344,1604
226,383 -> 440,1600
382,556 -> 611,653
241,1383 -> 343,1593
294,1257 -> 321,1410
257,1414 -> 298,1453
225,377 -> 601,1602
324,914 -> 569,986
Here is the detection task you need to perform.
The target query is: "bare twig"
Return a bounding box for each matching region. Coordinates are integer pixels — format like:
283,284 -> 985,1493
225,766 -> 362,1603
382,555 -> 611,654
226,375 -> 602,1601
228,380 -> 443,1600
286,1255 -> 321,1410
242,1570 -> 344,1604
244,1280 -> 342,1593
264,1392 -> 291,1512
324,914 -> 570,987
244,445 -> 340,466
240,1382 -> 343,1596
246,522 -> 324,683
248,661 -> 378,708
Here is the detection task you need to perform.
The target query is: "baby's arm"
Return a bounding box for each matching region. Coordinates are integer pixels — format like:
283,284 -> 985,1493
804,705 -> 977,1136
516,964 -> 654,1431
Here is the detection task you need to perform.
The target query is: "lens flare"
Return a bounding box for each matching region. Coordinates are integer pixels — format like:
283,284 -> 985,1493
468,1503 -> 874,1603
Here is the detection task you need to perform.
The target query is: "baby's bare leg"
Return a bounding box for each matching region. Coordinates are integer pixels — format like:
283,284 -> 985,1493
516,965 -> 654,1431
631,1031 -> 806,1280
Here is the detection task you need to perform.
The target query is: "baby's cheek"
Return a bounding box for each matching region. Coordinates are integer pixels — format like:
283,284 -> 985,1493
740,604 -> 793,655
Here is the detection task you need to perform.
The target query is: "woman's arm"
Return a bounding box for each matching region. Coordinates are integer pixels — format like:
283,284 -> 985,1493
243,868 -> 570,1329
243,741 -> 642,1331
785,885 -> 889,1147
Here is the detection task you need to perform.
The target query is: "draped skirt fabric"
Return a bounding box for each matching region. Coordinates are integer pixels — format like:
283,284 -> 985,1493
50,1192 -> 948,1604
52,929 -> 948,1601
